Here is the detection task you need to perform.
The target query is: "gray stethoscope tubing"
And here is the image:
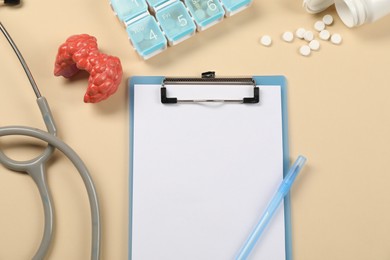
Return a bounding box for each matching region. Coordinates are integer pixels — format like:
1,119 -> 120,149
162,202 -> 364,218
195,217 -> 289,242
0,126 -> 101,260
0,22 -> 101,260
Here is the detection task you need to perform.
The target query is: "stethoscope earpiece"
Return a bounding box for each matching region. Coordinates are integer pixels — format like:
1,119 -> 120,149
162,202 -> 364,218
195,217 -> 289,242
3,0 -> 20,5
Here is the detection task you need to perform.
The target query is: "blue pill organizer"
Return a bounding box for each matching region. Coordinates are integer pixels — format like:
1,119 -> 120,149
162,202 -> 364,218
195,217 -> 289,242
110,0 -> 253,59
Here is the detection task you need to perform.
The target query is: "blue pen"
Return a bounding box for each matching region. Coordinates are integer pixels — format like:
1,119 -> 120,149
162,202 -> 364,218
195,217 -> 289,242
236,155 -> 307,260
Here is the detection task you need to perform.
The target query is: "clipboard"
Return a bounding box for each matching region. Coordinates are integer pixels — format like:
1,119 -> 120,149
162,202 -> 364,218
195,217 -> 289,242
129,73 -> 292,260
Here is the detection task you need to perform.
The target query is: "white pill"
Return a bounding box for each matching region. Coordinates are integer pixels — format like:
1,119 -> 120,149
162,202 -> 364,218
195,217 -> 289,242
314,20 -> 326,31
323,14 -> 334,25
195,9 -> 206,20
303,30 -> 314,41
331,33 -> 342,44
309,39 -> 320,50
299,45 -> 311,56
282,31 -> 294,42
295,28 -> 306,39
260,35 -> 272,46
319,30 -> 331,40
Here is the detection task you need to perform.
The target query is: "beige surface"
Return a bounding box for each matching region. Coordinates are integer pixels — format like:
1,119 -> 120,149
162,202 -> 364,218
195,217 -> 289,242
1,0 -> 390,259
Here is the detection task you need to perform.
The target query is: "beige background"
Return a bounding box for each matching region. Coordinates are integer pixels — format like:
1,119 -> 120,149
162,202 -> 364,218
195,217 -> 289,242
1,0 -> 390,259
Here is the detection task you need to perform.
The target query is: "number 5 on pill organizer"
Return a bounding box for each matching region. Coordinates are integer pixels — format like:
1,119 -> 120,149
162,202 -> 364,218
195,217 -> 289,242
110,0 -> 253,59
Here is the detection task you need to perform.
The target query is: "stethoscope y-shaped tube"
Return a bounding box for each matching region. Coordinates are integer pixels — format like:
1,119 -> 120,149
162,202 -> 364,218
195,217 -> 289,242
0,126 -> 101,260
0,125 -> 55,260
0,21 -> 101,260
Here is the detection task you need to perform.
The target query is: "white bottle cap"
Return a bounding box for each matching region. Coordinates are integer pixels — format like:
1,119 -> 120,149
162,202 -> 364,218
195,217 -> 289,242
303,0 -> 334,13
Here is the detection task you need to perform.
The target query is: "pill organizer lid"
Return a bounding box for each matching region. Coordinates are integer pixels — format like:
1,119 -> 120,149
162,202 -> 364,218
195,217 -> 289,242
303,0 -> 334,13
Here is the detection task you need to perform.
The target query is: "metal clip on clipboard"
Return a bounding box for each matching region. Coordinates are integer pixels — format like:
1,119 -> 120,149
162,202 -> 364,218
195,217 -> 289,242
161,72 -> 259,104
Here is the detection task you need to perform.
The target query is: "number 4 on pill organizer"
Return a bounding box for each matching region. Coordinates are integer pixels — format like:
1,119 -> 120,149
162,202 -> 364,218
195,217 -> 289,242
110,0 -> 253,59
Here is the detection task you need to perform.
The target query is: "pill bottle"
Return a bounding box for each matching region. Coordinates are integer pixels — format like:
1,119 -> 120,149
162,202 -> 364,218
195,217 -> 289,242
335,0 -> 390,27
303,0 -> 390,27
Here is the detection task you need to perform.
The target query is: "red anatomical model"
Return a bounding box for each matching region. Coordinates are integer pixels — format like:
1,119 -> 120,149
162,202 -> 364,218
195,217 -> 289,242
54,34 -> 123,103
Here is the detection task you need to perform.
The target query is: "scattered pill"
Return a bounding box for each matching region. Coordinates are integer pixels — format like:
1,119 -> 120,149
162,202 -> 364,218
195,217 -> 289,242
258,14 -> 341,57
319,30 -> 331,40
282,31 -> 294,42
195,9 -> 206,20
330,33 -> 342,44
260,35 -> 272,46
314,21 -> 326,31
303,30 -> 314,41
295,28 -> 306,39
299,45 -> 311,56
309,39 -> 320,50
323,14 -> 334,25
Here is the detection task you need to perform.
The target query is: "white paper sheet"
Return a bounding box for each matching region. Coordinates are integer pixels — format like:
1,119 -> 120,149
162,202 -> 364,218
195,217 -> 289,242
131,84 -> 285,260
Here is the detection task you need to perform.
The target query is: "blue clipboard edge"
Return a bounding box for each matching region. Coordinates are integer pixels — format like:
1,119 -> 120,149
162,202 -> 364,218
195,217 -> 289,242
253,76 -> 292,260
128,75 -> 291,260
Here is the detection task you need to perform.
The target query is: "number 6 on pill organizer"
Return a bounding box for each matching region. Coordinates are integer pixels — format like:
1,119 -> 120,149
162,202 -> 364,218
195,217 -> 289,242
110,0 -> 253,59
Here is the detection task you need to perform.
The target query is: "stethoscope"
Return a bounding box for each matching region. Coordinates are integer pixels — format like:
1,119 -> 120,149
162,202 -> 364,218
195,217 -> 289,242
0,21 -> 101,260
